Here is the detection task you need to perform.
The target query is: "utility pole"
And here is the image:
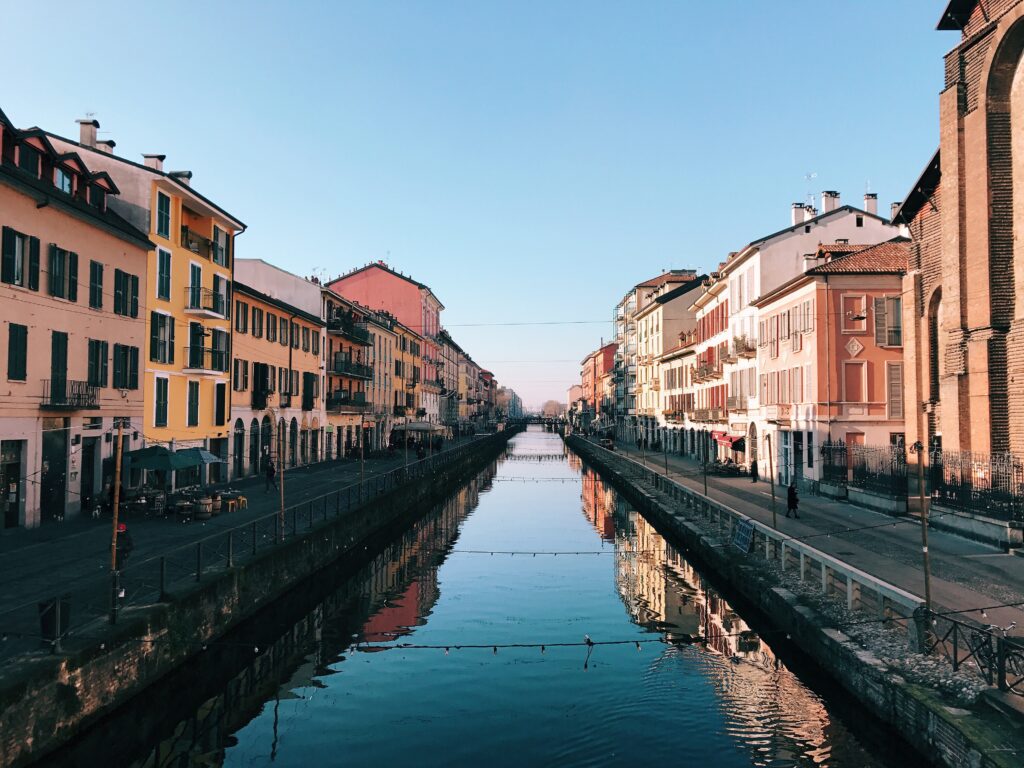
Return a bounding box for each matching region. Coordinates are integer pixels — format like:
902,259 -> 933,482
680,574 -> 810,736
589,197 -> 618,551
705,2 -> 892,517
109,419 -> 124,623
278,412 -> 285,542
663,436 -> 669,477
766,433 -> 778,529
911,441 -> 932,611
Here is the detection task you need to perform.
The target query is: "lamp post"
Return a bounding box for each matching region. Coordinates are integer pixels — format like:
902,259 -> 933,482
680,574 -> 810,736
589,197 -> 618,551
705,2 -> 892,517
766,432 -> 778,529
910,441 -> 932,611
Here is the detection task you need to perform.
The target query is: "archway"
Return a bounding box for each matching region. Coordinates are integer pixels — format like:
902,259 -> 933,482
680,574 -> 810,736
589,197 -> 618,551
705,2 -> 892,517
261,416 -> 273,470
249,418 -> 260,475
748,422 -> 758,463
232,419 -> 245,479
311,418 -> 320,463
289,418 -> 299,467
300,417 -> 309,466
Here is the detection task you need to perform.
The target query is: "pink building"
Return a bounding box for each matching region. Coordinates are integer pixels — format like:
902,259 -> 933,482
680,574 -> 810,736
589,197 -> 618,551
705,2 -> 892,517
327,262 -> 445,424
0,106 -> 152,528
753,240 -> 909,494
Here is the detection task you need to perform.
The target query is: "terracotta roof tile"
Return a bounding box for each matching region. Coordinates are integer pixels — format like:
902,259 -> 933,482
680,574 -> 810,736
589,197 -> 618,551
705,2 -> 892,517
808,238 -> 910,275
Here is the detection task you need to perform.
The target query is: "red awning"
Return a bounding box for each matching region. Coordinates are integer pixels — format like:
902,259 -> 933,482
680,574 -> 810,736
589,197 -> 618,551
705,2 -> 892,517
716,433 -> 746,449
710,431 -> 728,442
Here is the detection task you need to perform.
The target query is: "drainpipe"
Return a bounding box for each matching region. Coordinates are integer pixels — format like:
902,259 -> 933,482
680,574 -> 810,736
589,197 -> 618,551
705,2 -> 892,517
226,224 -> 245,481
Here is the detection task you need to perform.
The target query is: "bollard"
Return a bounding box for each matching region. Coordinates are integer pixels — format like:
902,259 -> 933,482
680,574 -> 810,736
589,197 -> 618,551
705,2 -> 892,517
196,541 -> 203,581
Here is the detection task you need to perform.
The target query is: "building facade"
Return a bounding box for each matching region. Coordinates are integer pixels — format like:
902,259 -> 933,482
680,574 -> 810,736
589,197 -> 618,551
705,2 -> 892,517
0,107 -> 152,527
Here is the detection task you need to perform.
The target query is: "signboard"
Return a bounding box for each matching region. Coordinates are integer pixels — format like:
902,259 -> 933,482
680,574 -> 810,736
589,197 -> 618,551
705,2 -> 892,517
732,519 -> 754,554
325,425 -> 334,433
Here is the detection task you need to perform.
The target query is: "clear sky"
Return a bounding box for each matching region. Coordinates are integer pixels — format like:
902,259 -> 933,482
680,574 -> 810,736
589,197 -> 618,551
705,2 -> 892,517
3,1 -> 955,409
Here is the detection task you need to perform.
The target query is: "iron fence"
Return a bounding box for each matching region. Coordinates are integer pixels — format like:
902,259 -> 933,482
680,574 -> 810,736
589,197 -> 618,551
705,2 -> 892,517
926,611 -> 1024,696
929,449 -> 1024,522
850,444 -> 907,497
820,441 -> 848,486
0,430 -> 517,664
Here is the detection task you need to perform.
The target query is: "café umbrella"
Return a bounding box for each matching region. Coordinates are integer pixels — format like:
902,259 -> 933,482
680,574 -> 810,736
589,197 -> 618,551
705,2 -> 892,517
125,446 -> 224,471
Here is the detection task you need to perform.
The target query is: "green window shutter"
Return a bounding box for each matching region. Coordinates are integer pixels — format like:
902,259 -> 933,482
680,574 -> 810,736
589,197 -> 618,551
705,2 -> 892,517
1,227 -> 14,284
113,270 -> 124,314
87,340 -> 97,385
99,341 -> 108,387
168,319 -> 175,365
112,344 -> 123,388
67,252 -> 78,301
8,324 -> 27,380
130,274 -> 139,317
28,237 -> 39,291
129,346 -> 139,389
150,312 -> 161,361
48,244 -> 59,296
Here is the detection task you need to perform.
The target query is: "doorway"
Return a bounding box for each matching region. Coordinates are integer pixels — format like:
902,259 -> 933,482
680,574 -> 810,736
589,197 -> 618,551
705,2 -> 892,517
41,418 -> 69,523
80,437 -> 100,514
1,441 -> 23,528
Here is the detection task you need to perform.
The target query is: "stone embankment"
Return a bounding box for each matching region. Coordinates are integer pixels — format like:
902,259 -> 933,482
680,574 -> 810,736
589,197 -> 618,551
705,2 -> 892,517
568,435 -> 1024,768
0,428 -> 520,768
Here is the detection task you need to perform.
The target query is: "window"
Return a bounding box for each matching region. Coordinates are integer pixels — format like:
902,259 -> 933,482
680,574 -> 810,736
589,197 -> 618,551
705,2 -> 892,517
7,324 -> 27,380
235,300 -> 249,333
156,192 -> 171,239
211,329 -> 229,372
157,249 -> 171,300
806,432 -> 814,468
1,228 -> 39,289
188,263 -> 202,308
842,360 -> 865,403
56,168 -> 73,194
280,317 -> 288,347
187,381 -> 200,426
291,321 -> 299,349
252,307 -> 264,339
87,340 -> 108,387
841,295 -> 867,333
18,144 -> 39,175
267,312 -> 277,342
233,359 -> 249,391
311,331 -> 319,355
873,296 -> 903,347
886,362 -> 904,419
112,344 -> 139,389
150,312 -> 175,364
48,245 -> 78,301
154,378 -> 169,427
85,260 -> 103,309
855,215 -> 864,227
804,224 -> 811,233
302,326 -> 310,351
113,269 -> 139,316
212,226 -> 230,266
89,186 -> 105,210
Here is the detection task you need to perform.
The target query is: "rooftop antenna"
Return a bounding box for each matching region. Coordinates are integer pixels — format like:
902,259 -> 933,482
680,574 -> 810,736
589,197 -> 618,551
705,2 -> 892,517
804,171 -> 818,209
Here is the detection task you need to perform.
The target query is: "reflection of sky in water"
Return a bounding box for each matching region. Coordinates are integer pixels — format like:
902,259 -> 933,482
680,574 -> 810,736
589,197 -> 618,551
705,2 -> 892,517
221,427 -> 911,768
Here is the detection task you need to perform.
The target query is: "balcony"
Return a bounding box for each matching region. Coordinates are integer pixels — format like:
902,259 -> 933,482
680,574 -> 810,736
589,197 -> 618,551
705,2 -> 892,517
726,395 -> 747,412
696,363 -> 723,381
183,346 -> 229,374
393,405 -> 407,417
252,389 -> 269,410
735,337 -> 757,358
692,407 -> 725,423
41,379 -> 98,409
327,315 -> 372,345
184,286 -> 227,318
330,354 -> 373,379
327,390 -> 369,413
650,379 -> 660,391
180,226 -> 212,259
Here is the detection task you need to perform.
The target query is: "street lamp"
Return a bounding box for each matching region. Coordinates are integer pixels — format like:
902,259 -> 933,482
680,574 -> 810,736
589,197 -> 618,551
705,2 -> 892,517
909,441 -> 932,611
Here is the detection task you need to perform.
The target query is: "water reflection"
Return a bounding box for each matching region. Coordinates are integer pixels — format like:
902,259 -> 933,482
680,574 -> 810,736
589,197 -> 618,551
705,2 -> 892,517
49,429 -> 917,768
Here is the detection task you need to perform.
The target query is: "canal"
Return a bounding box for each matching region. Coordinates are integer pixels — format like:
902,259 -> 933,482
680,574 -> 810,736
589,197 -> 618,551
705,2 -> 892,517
47,426 -> 924,767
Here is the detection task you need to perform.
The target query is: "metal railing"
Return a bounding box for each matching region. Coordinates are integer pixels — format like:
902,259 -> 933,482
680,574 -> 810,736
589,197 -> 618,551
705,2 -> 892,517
929,450 -> 1024,522
926,612 -> 1024,696
326,316 -> 372,345
184,346 -> 229,372
180,226 -> 211,259
0,429 -> 519,663
327,390 -> 369,412
184,286 -> 227,316
41,379 -> 98,409
330,355 -> 373,379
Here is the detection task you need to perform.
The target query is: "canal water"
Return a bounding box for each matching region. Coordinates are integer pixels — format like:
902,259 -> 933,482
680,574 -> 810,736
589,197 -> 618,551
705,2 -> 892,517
50,426 -> 923,767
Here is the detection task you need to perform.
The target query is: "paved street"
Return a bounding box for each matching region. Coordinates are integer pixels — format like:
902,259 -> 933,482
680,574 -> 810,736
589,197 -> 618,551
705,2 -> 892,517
0,438 -> 486,625
603,439 -> 1024,634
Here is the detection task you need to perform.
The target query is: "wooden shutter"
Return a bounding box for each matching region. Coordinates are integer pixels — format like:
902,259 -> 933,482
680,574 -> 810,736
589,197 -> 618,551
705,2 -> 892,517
99,341 -> 108,386
67,252 -> 78,301
150,312 -> 161,361
130,275 -> 139,317
873,297 -> 887,345
48,244 -> 59,296
1,227 -> 14,284
128,346 -> 139,389
887,362 -> 904,419
88,340 -> 97,385
112,344 -> 123,388
28,237 -> 39,291
114,269 -> 124,314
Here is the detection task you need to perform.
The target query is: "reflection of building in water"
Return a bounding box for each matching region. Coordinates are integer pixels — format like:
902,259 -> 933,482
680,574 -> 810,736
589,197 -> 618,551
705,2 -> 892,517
101,462 -> 497,768
597,473 -> 837,762
580,467 -> 615,541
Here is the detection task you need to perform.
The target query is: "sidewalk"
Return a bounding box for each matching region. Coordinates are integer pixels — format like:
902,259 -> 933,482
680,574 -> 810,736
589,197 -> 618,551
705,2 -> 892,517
606,440 -> 1024,635
0,437 -> 484,619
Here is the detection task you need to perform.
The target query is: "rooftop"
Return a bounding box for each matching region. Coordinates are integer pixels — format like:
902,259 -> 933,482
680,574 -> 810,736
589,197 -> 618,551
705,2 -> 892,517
807,238 -> 911,275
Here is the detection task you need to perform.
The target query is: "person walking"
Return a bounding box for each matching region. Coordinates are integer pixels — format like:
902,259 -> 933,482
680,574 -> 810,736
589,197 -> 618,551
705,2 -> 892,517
750,460 -> 759,483
115,522 -> 134,571
786,481 -> 800,518
265,458 -> 278,492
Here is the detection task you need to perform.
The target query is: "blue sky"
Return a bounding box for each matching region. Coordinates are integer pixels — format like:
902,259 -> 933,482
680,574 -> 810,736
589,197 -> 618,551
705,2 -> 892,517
3,1 -> 955,408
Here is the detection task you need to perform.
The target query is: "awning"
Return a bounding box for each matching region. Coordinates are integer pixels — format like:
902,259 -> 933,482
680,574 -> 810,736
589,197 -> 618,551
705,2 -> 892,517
710,431 -> 728,442
715,434 -> 746,451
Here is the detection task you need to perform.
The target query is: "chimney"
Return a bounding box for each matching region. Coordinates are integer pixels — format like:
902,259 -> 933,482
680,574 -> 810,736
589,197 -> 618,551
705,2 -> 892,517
803,205 -> 818,222
890,201 -> 902,221
77,119 -> 99,148
142,154 -> 166,172
96,139 -> 116,154
863,192 -> 878,215
821,190 -> 840,213
169,170 -> 193,187
791,203 -> 805,226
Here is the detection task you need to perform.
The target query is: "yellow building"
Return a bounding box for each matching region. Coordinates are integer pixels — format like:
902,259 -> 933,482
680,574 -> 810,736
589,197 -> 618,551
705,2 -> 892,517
48,123 -> 244,487
391,318 -> 422,442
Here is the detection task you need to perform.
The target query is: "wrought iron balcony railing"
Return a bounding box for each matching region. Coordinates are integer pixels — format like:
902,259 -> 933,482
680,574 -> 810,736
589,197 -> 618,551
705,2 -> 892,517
41,379 -> 98,409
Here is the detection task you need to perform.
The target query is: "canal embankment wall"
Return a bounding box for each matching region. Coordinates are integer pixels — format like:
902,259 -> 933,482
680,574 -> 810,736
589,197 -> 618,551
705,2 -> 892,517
567,435 -> 1022,768
0,428 -> 520,768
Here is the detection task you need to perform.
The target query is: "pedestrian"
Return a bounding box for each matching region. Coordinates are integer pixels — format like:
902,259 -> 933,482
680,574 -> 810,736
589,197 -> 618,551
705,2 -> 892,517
750,460 -> 759,483
265,458 -> 278,492
115,522 -> 134,571
786,481 -> 800,518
